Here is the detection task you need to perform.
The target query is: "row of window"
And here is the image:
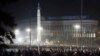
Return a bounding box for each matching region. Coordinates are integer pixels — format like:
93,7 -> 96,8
42,31 -> 96,38
73,33 -> 96,38
42,24 -> 97,31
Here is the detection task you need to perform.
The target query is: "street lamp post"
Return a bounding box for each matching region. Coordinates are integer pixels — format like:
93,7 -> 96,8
26,28 -> 31,48
14,29 -> 20,35
74,24 -> 81,47
14,29 -> 22,45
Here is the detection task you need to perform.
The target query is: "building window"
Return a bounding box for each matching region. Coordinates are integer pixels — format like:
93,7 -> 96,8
93,33 -> 96,38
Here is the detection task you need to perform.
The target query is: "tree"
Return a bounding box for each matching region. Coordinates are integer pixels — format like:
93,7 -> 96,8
0,0 -> 17,46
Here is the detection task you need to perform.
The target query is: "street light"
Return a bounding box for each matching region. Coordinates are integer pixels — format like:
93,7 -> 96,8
26,28 -> 31,47
74,24 -> 81,30
14,29 -> 20,35
26,28 -> 31,32
26,28 -> 31,42
73,24 -> 81,47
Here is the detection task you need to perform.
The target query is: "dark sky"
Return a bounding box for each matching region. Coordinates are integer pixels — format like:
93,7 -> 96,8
2,0 -> 100,24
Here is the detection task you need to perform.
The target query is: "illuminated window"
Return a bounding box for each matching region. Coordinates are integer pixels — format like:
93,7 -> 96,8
89,33 -> 91,38
90,33 -> 93,38
93,33 -> 96,38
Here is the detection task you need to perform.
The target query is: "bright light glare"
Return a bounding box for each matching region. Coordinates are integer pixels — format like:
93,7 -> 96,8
74,24 -> 81,29
45,39 -> 49,44
14,29 -> 20,35
58,41 -> 60,43
26,28 -> 31,32
16,38 -> 23,43
37,26 -> 43,31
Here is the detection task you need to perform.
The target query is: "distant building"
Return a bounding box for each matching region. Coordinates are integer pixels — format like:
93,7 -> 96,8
41,20 -> 98,47
12,16 -> 99,47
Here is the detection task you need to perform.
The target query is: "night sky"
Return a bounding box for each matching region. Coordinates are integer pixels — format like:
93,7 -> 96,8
2,0 -> 100,25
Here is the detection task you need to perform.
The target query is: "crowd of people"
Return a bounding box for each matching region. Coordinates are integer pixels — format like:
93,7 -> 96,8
0,48 -> 100,56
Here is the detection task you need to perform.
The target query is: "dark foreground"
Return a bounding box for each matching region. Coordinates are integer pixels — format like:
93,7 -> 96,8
0,48 -> 100,56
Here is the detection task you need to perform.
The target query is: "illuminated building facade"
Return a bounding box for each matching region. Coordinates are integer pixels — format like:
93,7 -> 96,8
41,20 -> 98,47
10,17 -> 99,47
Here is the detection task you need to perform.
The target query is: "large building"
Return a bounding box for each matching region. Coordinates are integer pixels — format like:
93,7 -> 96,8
6,15 -> 98,48
40,19 -> 98,47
